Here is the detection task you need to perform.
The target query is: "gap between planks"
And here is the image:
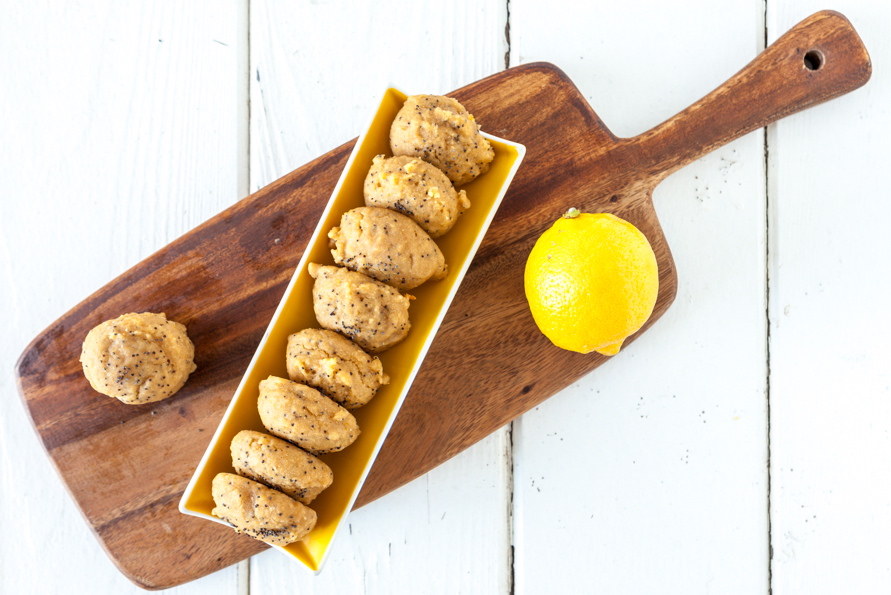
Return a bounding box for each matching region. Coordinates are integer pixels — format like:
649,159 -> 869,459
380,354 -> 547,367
504,3 -> 515,594
237,0 -> 250,200
762,1 -> 773,593
238,0 -> 251,592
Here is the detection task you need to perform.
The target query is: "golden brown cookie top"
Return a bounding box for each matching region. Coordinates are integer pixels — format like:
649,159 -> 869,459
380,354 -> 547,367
79,312 -> 196,404
329,206 -> 447,290
230,430 -> 333,505
211,472 -> 317,546
308,264 -> 413,353
286,328 -> 389,409
258,375 -> 360,455
389,94 -> 494,186
364,155 -> 470,238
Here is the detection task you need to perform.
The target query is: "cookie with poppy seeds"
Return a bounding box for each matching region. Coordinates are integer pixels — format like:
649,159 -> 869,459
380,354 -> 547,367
308,264 -> 413,353
258,376 -> 360,455
389,94 -> 494,186
286,328 -> 389,409
211,473 -> 317,546
329,206 -> 447,290
363,155 -> 470,238
230,430 -> 333,505
80,312 -> 196,404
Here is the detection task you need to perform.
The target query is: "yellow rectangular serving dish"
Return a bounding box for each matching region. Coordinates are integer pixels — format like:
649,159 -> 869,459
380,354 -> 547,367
179,87 -> 525,572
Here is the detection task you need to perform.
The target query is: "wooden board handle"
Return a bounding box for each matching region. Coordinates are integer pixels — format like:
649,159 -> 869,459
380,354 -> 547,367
632,10 -> 871,179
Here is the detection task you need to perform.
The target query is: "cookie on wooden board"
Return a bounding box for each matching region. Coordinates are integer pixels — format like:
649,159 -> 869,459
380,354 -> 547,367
80,312 -> 196,404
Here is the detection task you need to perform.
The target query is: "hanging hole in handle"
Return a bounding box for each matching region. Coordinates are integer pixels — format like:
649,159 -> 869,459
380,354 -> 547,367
804,49 -> 824,71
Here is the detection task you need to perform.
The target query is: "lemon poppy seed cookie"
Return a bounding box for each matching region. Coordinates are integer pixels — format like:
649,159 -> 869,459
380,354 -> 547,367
80,312 -> 197,404
389,94 -> 494,186
211,473 -> 317,546
363,155 -> 470,238
230,430 -> 333,504
287,328 -> 389,409
258,376 -> 360,455
308,264 -> 413,353
329,207 -> 447,290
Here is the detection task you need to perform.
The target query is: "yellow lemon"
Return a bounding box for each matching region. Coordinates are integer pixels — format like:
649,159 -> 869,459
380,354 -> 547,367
524,209 -> 659,355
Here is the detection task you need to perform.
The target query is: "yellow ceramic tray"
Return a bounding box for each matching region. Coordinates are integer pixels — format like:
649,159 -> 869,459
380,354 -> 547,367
179,87 -> 525,572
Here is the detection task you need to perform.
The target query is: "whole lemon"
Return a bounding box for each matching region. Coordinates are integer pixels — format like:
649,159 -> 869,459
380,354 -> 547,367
524,209 -> 659,355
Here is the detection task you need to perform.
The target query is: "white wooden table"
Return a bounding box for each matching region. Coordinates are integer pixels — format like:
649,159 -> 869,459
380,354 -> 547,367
2,1 -> 889,593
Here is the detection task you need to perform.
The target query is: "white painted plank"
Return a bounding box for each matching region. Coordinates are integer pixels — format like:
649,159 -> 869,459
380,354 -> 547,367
250,0 -> 509,190
0,1 -> 244,593
248,1 -> 511,592
510,1 -> 769,593
767,2 -> 891,593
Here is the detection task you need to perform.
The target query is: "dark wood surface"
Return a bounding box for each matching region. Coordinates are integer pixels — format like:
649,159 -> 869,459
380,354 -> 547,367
16,11 -> 870,590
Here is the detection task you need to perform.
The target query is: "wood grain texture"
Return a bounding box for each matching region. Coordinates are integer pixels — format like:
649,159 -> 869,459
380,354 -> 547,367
14,10 -> 871,590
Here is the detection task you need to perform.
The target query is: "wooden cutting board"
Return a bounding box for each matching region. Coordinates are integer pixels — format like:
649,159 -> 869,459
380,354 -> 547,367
16,11 -> 870,590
